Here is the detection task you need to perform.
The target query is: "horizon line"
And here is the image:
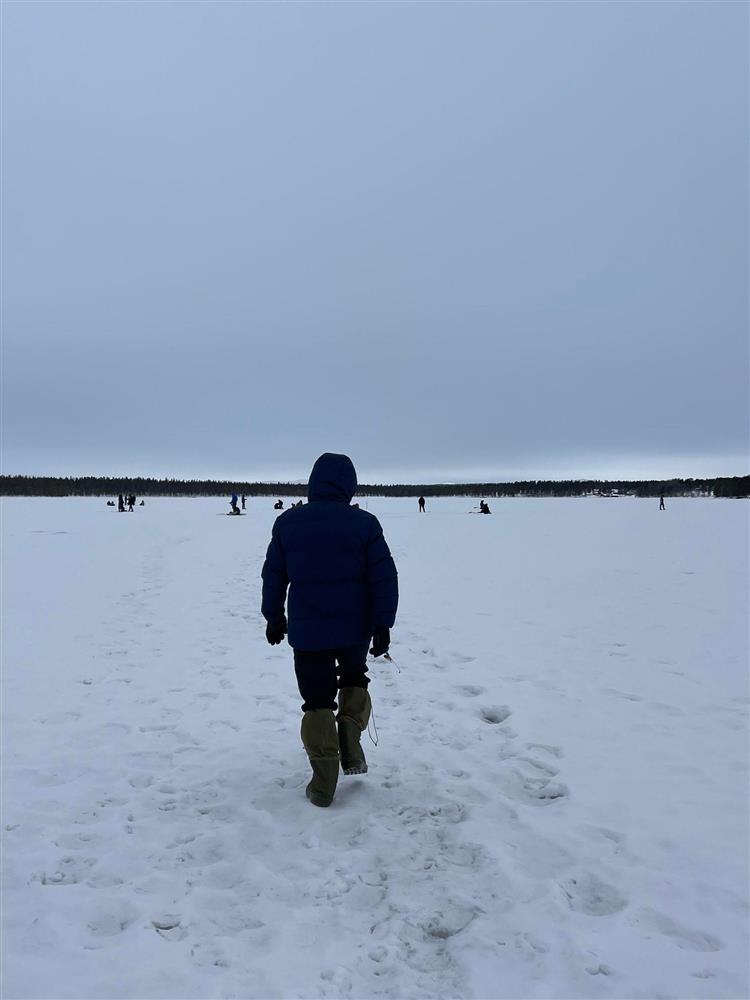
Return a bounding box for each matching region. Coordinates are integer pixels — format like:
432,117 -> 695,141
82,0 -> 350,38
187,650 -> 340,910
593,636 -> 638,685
1,472 -> 747,487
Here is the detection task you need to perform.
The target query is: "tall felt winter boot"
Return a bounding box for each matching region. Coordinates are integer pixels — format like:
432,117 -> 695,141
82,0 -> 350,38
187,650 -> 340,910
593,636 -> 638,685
300,709 -> 340,807
337,687 -> 372,775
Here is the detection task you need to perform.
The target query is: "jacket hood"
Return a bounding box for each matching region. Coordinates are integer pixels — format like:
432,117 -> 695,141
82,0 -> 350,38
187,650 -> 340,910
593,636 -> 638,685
308,453 -> 357,502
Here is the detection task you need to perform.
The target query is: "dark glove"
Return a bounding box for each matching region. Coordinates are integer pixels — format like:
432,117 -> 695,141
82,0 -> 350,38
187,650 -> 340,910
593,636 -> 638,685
370,626 -> 390,658
266,616 -> 287,646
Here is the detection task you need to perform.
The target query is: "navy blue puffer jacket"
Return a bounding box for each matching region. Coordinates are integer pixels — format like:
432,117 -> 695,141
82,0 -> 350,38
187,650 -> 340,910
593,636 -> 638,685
261,453 -> 398,651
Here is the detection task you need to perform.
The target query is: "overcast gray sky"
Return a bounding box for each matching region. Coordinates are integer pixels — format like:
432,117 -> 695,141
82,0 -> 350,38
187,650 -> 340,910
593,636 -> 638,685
2,1 -> 747,483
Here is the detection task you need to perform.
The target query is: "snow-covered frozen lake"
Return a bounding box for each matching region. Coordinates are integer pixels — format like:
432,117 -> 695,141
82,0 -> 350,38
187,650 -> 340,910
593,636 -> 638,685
2,496 -> 748,999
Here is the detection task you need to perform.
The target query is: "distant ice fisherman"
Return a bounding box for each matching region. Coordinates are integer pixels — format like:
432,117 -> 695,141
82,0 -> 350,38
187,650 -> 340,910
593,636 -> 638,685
261,453 -> 399,808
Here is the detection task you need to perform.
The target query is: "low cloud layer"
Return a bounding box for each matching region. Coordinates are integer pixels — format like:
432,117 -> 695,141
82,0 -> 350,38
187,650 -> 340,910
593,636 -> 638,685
3,2 -> 747,481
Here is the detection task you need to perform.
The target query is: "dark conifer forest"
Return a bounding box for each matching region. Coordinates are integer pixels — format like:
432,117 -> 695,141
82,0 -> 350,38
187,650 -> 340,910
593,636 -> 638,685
1,475 -> 748,498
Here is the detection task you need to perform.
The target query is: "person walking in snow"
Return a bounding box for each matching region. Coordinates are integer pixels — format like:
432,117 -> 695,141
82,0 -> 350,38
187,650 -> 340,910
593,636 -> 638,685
418,496 -> 426,512
242,495 -> 246,510
659,495 -> 666,510
261,453 -> 398,808
118,494 -> 125,512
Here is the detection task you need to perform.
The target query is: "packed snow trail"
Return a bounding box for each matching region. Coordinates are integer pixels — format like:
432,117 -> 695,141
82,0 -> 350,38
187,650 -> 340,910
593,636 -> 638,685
2,497 -> 748,999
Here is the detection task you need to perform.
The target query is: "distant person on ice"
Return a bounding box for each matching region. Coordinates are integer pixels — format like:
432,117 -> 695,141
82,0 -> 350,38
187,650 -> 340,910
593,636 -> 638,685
479,500 -> 491,514
118,494 -> 125,512
660,495 -> 666,510
261,453 -> 398,808
230,493 -> 239,514
274,499 -> 284,510
418,496 -> 426,512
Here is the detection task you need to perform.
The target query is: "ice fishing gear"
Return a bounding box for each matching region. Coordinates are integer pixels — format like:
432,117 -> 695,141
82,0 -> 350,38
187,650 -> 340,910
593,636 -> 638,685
367,706 -> 379,747
383,652 -> 401,674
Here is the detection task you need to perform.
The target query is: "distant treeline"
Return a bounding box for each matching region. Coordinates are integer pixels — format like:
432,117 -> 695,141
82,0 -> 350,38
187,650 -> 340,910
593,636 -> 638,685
1,475 -> 748,498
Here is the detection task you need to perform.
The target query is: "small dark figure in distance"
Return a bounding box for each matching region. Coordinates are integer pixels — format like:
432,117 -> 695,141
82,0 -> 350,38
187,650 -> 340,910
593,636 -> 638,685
118,494 -> 125,512
659,496 -> 666,510
128,495 -> 136,511
418,496 -> 426,512
274,500 -> 284,510
242,495 -> 247,510
262,453 -> 399,809
479,500 -> 491,514
107,500 -> 115,507
140,500 -> 145,506
230,493 -> 239,514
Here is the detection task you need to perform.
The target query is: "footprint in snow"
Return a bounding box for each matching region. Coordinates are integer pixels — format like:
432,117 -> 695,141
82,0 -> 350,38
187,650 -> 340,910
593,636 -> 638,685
38,855 -> 96,886
454,684 -> 485,697
601,687 -> 642,702
421,900 -> 479,939
368,945 -> 388,966
585,963 -> 613,976
95,796 -> 128,808
632,907 -> 723,952
518,755 -> 559,776
559,872 -> 627,915
394,800 -> 467,828
128,774 -> 153,788
580,826 -> 643,866
498,765 -> 569,806
479,705 -> 512,725
152,915 -> 187,942
438,840 -> 490,870
191,942 -> 229,968
524,777 -> 569,804
86,901 -> 140,938
208,719 -> 240,732
55,830 -> 105,849
526,742 -> 564,758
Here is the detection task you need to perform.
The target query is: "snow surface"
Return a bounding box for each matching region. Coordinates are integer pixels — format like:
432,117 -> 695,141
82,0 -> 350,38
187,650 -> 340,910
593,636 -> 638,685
2,496 -> 748,1000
